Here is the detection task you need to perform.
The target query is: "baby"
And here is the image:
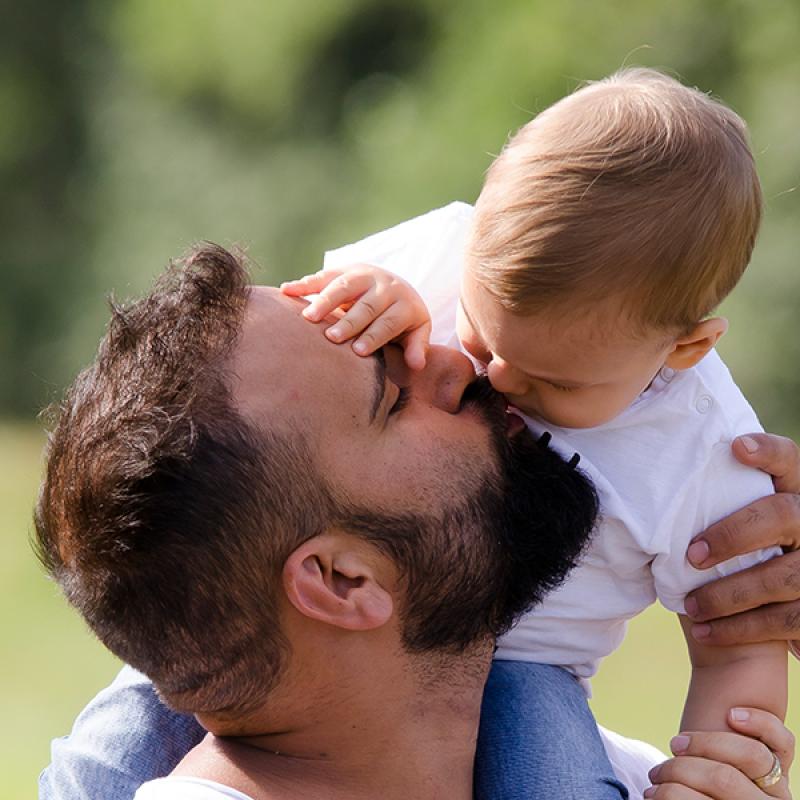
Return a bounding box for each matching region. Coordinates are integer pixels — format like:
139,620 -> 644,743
282,69 -> 788,799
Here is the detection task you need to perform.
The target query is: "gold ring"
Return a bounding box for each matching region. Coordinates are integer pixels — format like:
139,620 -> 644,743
754,751 -> 783,789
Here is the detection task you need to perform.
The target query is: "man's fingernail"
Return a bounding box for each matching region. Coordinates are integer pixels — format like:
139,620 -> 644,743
731,708 -> 751,722
687,540 -> 710,565
684,596 -> 699,618
327,326 -> 342,340
648,764 -> 661,781
643,788 -> 657,798
739,436 -> 759,454
692,623 -> 711,640
353,341 -> 368,354
670,735 -> 690,753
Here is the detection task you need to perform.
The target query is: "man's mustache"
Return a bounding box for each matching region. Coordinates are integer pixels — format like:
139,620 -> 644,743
460,374 -> 502,410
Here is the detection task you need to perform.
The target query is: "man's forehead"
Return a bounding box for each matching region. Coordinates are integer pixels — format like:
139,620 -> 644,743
233,285 -> 368,421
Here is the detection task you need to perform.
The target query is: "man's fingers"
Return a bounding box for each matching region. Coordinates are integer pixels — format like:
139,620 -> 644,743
668,729 -> 777,782
726,707 -> 796,774
686,552 -> 800,621
649,756 -> 764,799
644,784 -> 708,799
280,269 -> 338,297
733,434 -> 800,494
687,494 -> 800,570
689,598 -> 800,645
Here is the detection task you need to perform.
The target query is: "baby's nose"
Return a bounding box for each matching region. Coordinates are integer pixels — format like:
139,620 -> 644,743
487,357 -> 528,396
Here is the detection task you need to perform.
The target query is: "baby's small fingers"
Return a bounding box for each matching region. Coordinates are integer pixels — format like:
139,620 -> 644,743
351,302 -> 414,356
325,292 -> 394,347
303,273 -> 374,321
402,323 -> 432,371
280,269 -> 337,297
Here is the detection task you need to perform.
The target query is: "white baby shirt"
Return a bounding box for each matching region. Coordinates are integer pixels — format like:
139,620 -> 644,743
135,777 -> 254,799
325,201 -> 779,680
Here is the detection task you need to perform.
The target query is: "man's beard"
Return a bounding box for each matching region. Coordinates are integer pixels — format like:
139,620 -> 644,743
342,377 -> 599,655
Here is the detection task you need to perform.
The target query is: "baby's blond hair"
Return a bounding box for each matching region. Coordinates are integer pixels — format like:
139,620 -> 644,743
469,68 -> 762,334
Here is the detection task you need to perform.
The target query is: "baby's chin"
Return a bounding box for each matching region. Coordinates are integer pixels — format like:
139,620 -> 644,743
505,398 -> 612,430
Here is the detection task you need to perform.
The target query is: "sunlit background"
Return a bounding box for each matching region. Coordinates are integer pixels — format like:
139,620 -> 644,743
3,1 -> 799,796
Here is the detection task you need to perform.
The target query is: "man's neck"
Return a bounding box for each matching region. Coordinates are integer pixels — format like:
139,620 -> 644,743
176,651 -> 489,800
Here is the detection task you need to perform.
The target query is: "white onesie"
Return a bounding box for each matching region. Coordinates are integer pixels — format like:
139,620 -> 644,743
324,201 -> 779,681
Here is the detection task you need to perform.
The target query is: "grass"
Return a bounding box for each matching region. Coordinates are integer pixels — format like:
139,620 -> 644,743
4,422 -> 797,797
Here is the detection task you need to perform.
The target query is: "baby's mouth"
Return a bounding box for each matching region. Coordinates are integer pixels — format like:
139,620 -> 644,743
504,406 -> 526,437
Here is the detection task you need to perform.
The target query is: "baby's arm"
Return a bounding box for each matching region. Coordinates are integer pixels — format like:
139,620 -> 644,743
281,264 -> 432,369
679,614 -> 787,732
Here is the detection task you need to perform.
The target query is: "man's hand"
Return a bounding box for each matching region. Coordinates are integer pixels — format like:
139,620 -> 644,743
646,707 -> 793,799
281,265 -> 432,370
684,433 -> 800,651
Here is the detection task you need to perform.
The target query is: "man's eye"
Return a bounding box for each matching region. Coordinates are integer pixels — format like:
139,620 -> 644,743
389,387 -> 411,415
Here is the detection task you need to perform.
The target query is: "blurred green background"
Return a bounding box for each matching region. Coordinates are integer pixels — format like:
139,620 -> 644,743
3,0 -> 798,796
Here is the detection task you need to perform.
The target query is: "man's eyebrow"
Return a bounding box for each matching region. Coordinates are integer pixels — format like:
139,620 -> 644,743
369,348 -> 387,424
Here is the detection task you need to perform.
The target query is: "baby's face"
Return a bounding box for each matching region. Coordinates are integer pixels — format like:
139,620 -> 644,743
457,273 -> 675,429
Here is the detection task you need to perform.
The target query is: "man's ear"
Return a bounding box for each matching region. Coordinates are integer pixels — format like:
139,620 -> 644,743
282,533 -> 393,631
664,317 -> 728,371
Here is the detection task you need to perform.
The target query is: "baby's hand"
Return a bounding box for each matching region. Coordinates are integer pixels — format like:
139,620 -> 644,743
281,264 -> 432,370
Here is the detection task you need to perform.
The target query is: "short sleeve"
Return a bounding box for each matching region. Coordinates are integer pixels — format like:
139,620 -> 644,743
652,440 -> 781,613
323,201 -> 473,283
323,202 -> 472,345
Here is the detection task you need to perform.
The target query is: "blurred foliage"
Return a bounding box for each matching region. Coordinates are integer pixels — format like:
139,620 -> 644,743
1,0 -> 798,436
2,5 -> 799,793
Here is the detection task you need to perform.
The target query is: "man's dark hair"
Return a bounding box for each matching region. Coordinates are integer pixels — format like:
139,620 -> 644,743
35,242 -> 598,721
35,244 -> 329,716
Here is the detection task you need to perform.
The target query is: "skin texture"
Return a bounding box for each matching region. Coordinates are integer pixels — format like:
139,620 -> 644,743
456,268 -> 727,428
646,707 -> 794,798
686,433 -> 800,652
173,287 -> 516,800
278,267 -> 800,797
283,262 -> 728,429
236,287 -> 496,514
284,267 -> 800,648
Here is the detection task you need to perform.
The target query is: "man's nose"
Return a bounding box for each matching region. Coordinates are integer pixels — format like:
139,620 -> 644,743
416,345 -> 477,413
487,356 -> 528,396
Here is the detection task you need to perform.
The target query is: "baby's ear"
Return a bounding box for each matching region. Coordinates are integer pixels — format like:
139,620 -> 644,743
665,317 -> 728,371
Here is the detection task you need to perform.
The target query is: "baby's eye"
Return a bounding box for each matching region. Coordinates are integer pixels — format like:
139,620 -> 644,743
545,380 -> 577,393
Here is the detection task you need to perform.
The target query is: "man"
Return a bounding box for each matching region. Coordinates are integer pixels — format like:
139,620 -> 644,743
38,244 -> 800,799
36,243 -> 599,799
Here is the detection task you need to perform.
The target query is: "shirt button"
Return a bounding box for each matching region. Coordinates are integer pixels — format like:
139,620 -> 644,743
696,395 -> 713,414
660,367 -> 675,382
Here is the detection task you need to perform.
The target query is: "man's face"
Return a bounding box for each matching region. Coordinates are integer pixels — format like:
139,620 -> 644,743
232,287 -> 596,652
233,286 -> 505,513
